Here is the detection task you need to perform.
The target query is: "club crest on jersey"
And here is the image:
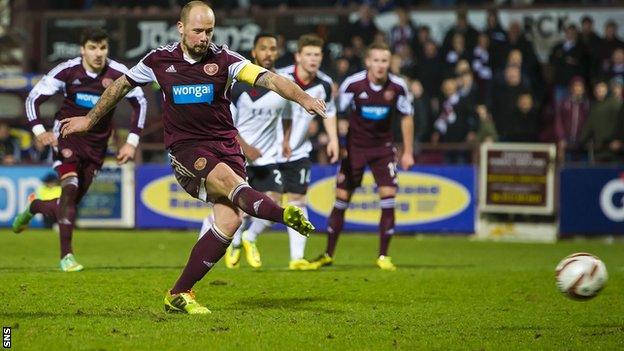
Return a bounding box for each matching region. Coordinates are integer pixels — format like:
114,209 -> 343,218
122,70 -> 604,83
102,78 -> 114,88
361,105 -> 390,120
384,90 -> 395,101
172,84 -> 214,104
194,157 -> 207,171
61,148 -> 73,158
204,63 -> 219,76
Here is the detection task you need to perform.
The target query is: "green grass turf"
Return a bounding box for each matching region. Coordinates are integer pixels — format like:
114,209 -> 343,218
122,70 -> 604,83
0,229 -> 623,350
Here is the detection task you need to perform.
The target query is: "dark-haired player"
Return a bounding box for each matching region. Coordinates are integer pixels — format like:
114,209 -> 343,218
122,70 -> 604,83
13,27 -> 147,272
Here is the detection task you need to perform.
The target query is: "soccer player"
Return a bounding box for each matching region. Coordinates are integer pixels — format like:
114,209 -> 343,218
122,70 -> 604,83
278,34 -> 340,269
226,34 -> 338,270
204,32 -> 292,270
12,28 -> 147,272
60,1 -> 326,314
312,42 -> 414,271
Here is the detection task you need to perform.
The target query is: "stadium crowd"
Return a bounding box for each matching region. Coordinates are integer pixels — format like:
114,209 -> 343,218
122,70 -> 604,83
1,5 -> 624,166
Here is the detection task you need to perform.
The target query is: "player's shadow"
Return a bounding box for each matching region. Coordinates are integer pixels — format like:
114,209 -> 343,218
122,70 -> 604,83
224,296 -> 343,314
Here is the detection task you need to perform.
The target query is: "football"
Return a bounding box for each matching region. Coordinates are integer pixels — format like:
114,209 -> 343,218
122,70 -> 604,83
555,253 -> 608,300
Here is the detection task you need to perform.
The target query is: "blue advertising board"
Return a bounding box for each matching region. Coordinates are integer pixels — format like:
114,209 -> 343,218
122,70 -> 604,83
136,165 -> 212,228
0,166 -> 51,228
307,165 -> 476,233
135,164 -> 476,233
560,167 -> 624,235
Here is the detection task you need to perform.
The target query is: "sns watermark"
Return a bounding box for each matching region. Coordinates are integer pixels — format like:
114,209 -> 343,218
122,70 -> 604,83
2,327 -> 10,349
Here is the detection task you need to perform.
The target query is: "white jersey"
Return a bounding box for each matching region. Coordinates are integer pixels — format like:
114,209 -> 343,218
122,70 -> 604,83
231,78 -> 290,166
276,65 -> 336,163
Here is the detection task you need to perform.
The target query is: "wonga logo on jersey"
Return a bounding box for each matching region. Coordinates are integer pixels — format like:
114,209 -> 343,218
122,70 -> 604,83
600,177 -> 624,222
75,92 -> 101,108
361,105 -> 390,120
307,171 -> 470,225
141,174 -> 212,222
172,84 -> 214,104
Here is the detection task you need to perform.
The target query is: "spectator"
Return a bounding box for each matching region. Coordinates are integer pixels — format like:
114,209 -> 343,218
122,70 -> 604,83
413,25 -> 432,60
410,79 -> 431,142
0,122 -> 20,165
502,21 -> 540,84
444,33 -> 471,75
580,79 -> 623,162
555,76 -> 590,161
432,78 -> 478,164
598,20 -> 624,72
442,9 -> 479,56
389,7 -> 416,53
580,16 -> 603,77
603,48 -> 624,83
456,61 -> 478,107
610,76 -> 623,102
472,33 -> 493,107
333,57 -> 352,85
507,93 -> 539,142
476,104 -> 498,143
549,24 -> 588,104
484,7 -> 507,68
492,65 -> 530,141
348,4 -> 379,46
413,40 -> 443,119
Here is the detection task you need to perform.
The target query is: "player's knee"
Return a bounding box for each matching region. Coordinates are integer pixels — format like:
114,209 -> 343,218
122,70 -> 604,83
207,163 -> 244,195
378,186 -> 396,198
335,188 -> 351,201
286,193 -> 306,205
215,214 -> 242,236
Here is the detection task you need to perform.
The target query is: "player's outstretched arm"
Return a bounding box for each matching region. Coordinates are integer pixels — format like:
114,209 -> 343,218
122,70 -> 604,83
255,71 -> 327,119
60,76 -> 134,136
400,114 -> 415,170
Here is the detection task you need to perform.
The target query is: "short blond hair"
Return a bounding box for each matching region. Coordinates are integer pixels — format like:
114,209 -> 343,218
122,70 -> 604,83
297,34 -> 324,52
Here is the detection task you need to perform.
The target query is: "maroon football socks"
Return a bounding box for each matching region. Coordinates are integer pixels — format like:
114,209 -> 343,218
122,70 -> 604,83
230,183 -> 284,223
379,196 -> 396,257
171,227 -> 231,294
325,199 -> 348,257
58,179 -> 79,258
30,199 -> 59,220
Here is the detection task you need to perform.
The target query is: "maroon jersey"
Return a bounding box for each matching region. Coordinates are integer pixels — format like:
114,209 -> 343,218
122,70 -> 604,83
26,57 -> 147,147
338,70 -> 413,149
125,42 -> 263,149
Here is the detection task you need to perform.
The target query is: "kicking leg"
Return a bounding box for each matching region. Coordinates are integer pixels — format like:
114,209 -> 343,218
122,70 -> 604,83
205,163 -> 314,235
241,191 -> 281,269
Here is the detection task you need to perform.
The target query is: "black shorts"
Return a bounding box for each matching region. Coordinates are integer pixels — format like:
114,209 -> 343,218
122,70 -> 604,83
279,157 -> 312,195
246,164 -> 283,193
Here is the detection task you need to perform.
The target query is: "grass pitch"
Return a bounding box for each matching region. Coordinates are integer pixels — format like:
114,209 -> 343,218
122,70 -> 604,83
0,229 -> 623,350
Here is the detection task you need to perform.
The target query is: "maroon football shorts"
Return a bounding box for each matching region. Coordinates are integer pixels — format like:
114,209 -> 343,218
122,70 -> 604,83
336,146 -> 398,191
53,135 -> 106,202
168,138 -> 247,202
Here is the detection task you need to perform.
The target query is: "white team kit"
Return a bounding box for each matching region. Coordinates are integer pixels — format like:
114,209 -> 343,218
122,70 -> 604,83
276,65 -> 337,194
200,65 -> 337,266
231,80 -> 291,168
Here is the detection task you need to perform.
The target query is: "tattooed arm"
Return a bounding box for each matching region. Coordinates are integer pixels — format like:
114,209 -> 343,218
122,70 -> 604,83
60,76 -> 134,136
255,71 -> 328,118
